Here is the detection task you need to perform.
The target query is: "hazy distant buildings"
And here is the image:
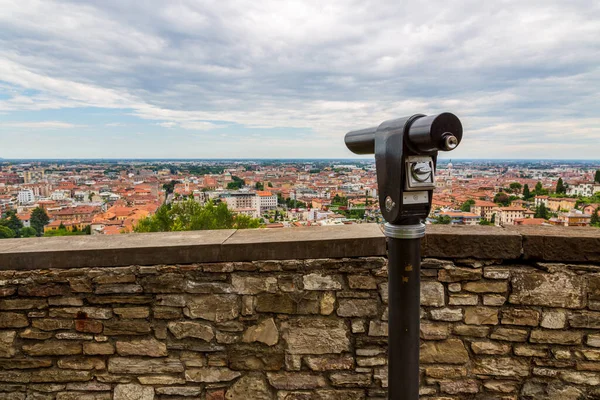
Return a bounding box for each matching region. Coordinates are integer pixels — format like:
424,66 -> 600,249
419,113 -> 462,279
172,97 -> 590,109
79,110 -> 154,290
17,189 -> 35,205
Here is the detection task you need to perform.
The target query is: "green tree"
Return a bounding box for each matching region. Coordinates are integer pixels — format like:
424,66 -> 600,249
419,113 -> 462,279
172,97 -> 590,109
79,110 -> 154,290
491,213 -> 496,224
268,182 -> 273,188
509,182 -> 522,193
535,203 -> 550,219
44,229 -> 87,237
255,182 -> 264,191
4,211 -> 23,237
595,170 -> 600,184
163,180 -> 180,196
460,199 -> 476,212
30,207 -> 50,237
58,222 -> 66,230
227,176 -> 245,190
20,227 -> 38,238
331,194 -> 348,206
134,199 -> 261,232
555,178 -> 566,194
591,207 -> 600,227
534,181 -> 549,196
479,219 -> 492,226
0,226 -> 15,239
494,192 -> 510,206
523,184 -> 531,200
433,215 -> 452,224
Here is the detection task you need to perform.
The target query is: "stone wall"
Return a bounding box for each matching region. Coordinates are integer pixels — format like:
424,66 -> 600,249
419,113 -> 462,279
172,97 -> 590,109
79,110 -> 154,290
0,225 -> 598,400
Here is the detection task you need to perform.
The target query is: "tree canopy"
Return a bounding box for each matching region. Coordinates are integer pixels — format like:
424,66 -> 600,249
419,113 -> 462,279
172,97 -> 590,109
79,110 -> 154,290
30,207 -> 50,237
493,192 -> 510,206
509,182 -> 522,192
535,203 -> 550,219
522,184 -> 532,200
134,199 -> 261,232
555,178 -> 566,194
227,176 -> 245,190
460,199 -> 476,212
595,170 -> 600,184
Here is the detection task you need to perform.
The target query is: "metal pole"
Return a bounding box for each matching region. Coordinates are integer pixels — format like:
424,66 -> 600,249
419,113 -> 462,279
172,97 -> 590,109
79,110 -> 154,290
384,223 -> 425,400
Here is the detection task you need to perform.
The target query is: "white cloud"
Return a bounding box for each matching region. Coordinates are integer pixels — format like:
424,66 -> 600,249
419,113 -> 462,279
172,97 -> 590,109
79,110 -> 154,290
0,121 -> 84,129
0,0 -> 598,157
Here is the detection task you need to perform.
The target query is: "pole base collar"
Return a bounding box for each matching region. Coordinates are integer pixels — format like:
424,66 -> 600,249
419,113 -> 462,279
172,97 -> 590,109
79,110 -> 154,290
384,222 -> 426,239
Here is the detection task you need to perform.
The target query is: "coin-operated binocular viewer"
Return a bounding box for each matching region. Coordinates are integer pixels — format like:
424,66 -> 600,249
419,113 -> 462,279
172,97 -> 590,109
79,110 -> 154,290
345,113 -> 463,400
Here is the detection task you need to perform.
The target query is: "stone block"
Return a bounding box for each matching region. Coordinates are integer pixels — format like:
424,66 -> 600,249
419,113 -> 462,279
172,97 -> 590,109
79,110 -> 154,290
0,312 -> 28,328
328,373 -> 371,388
530,330 -> 582,345
421,281 -> 445,307
113,307 -> 149,319
267,372 -> 327,390
116,338 -> 167,357
232,275 -> 278,294
225,374 -> 272,400
471,341 -> 511,355
501,309 -> 540,327
167,321 -> 214,341
303,273 -> 343,291
337,299 -> 378,317
430,307 -> 463,322
348,275 -> 378,290
108,358 -> 184,374
473,357 -> 530,377
463,281 -> 507,294
420,339 -> 469,364
185,295 -> 239,322
242,318 -> 279,346
490,327 -> 529,342
449,294 -> 478,306
0,331 -> 16,358
305,355 -> 354,371
185,367 -> 241,383
22,342 -> 81,356
509,271 -> 584,308
438,267 -> 482,283
114,383 -> 154,400
103,321 -> 151,336
464,307 -> 499,325
281,317 -> 350,355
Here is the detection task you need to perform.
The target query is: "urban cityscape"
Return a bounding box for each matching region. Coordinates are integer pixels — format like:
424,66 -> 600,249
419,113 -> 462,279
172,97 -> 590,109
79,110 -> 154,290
1,158 -> 598,239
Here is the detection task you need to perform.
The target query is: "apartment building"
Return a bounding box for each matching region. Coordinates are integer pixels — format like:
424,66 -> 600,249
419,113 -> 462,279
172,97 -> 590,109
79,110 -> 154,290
470,200 -> 497,221
493,207 -> 525,226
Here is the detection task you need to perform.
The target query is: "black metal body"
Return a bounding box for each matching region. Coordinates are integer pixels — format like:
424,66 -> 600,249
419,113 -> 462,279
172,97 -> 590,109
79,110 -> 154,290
388,236 -> 421,400
344,112 -> 463,400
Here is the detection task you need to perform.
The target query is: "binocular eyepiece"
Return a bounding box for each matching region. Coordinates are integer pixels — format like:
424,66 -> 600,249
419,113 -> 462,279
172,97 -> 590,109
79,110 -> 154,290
345,112 -> 462,156
344,112 -> 463,225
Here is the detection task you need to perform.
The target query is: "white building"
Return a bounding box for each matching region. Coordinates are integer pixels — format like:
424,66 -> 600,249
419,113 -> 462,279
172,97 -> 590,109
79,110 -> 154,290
493,207 -> 525,226
17,189 -> 35,205
567,182 -> 600,197
256,191 -> 277,213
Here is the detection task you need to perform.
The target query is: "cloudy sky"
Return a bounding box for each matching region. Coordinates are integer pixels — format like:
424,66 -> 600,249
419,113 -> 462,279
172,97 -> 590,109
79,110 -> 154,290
1,0 -> 599,159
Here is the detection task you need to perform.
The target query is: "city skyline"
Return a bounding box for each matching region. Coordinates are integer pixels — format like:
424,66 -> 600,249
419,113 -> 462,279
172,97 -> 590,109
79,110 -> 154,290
1,0 -> 599,159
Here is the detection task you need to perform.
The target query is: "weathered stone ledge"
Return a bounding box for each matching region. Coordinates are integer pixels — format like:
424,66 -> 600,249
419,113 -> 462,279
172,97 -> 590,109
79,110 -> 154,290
0,224 -> 598,270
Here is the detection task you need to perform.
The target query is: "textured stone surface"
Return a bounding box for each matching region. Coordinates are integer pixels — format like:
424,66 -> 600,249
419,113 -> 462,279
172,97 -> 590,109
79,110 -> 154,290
167,321 -> 214,341
114,383 -> 154,400
242,318 -> 279,346
226,374 -> 273,399
0,228 -> 598,398
510,271 -> 584,308
420,339 -> 469,364
116,338 -> 167,357
281,317 -> 350,355
185,295 -> 239,322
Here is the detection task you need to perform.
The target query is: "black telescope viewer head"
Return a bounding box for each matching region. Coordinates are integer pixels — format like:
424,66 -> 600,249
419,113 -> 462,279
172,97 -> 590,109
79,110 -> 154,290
344,112 -> 463,225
